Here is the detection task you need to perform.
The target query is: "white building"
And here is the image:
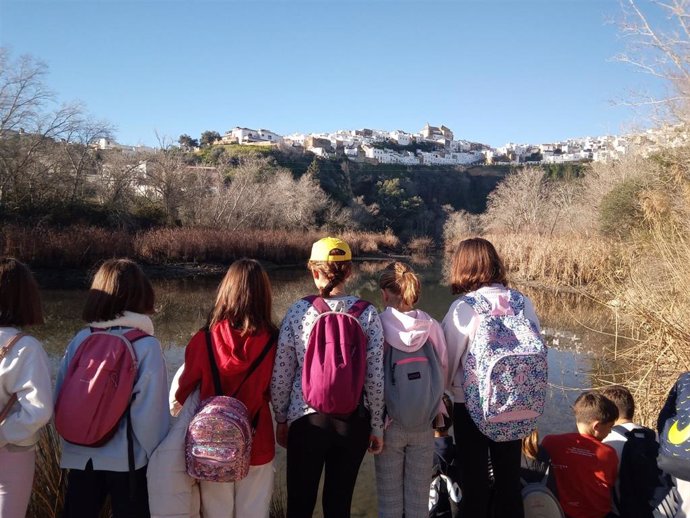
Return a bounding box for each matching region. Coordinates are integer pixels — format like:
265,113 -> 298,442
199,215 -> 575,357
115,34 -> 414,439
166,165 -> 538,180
390,130 -> 412,146
283,133 -> 307,147
225,127 -> 282,145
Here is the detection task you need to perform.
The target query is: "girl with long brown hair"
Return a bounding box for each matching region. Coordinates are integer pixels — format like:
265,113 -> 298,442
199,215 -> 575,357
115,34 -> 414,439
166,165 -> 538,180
175,258 -> 277,518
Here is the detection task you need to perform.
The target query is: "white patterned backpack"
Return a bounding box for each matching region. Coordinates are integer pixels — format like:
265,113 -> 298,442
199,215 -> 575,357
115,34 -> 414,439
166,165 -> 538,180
462,289 -> 547,442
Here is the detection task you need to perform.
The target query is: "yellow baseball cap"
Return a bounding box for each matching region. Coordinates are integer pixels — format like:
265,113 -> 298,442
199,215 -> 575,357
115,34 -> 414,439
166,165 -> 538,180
309,237 -> 352,262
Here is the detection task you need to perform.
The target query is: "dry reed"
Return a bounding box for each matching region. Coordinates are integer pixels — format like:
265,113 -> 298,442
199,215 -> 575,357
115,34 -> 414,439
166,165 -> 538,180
594,226 -> 690,425
0,224 -> 402,267
444,232 -> 619,288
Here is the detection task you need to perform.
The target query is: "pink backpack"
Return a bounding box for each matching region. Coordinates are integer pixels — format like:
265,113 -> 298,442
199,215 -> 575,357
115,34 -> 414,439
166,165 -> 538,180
301,296 -> 371,416
55,328 -> 147,446
185,329 -> 275,482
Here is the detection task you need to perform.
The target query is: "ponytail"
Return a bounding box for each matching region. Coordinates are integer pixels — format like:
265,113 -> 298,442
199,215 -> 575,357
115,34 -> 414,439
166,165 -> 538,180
379,262 -> 420,308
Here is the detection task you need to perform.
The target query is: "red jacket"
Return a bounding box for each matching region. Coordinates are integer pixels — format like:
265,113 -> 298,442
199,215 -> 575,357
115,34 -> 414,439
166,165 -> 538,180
176,322 -> 276,466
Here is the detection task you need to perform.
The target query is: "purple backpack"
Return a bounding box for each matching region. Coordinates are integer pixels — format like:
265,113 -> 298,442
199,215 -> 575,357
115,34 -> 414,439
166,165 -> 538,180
462,290 -> 547,442
185,330 -> 274,483
301,295 -> 371,416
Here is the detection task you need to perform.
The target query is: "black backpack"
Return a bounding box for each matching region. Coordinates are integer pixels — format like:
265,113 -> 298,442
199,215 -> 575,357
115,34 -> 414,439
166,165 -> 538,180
613,425 -> 679,518
429,436 -> 461,518
658,372 -> 690,481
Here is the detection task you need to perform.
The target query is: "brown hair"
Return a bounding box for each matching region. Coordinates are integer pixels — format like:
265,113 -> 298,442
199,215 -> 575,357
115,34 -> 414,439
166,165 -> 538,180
82,259 -> 155,322
307,260 -> 353,298
208,258 -> 277,335
449,237 -> 508,295
379,262 -> 420,308
573,390 -> 619,425
0,258 -> 44,326
601,385 -> 635,421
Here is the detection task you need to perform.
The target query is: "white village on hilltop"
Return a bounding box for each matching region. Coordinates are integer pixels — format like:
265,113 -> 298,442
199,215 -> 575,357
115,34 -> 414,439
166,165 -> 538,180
96,122 -> 690,166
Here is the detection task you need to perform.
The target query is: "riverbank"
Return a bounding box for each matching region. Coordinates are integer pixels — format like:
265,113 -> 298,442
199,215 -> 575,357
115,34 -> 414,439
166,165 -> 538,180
1,224 -> 403,269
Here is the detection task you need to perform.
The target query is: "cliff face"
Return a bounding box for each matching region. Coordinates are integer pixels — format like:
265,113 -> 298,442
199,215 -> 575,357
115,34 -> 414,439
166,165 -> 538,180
342,162 -> 510,239
268,148 -> 512,239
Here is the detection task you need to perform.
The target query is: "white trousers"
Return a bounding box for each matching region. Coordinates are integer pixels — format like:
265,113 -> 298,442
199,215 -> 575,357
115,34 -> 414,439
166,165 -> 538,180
199,461 -> 274,518
0,447 -> 35,518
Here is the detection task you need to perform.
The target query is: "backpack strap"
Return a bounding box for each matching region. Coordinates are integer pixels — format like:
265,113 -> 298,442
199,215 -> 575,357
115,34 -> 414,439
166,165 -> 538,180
348,299 -> 372,319
304,295 -> 371,318
0,332 -> 25,362
230,333 -> 276,399
205,330 -> 224,397
122,329 -> 150,344
612,424 -> 629,438
303,295 -> 331,314
462,293 -> 493,315
88,327 -> 149,345
0,333 -> 26,425
204,328 -> 277,401
508,290 -> 526,314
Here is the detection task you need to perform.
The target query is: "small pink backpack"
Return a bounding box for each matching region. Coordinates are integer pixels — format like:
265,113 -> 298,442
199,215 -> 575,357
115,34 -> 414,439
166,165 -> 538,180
301,296 -> 371,416
186,396 -> 253,482
55,328 -> 148,446
185,329 -> 275,482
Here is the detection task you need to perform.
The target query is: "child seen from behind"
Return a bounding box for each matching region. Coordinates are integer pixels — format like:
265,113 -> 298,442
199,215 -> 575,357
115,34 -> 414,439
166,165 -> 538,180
0,258 -> 53,518
175,258 -> 278,518
375,262 -> 448,518
270,237 -> 385,518
541,390 -> 619,518
56,259 -> 170,518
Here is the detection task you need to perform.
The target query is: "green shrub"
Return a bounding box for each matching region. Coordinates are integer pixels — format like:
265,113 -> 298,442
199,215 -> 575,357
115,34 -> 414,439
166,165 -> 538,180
599,177 -> 645,238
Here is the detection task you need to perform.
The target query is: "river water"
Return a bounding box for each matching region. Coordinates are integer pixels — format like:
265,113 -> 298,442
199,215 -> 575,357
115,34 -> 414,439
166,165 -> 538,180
32,261 -> 610,517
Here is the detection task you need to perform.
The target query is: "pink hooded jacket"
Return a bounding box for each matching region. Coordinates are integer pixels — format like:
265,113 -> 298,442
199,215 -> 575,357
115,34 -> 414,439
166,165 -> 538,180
380,307 -> 449,387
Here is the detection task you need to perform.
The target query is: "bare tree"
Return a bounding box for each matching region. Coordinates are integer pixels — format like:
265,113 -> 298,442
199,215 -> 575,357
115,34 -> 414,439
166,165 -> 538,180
616,0 -> 690,121
140,148 -> 190,225
59,109 -> 114,202
482,167 -> 554,234
0,49 -> 113,210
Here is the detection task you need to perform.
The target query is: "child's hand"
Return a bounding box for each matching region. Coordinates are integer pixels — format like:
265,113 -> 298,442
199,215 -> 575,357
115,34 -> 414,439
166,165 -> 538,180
368,434 -> 384,454
276,422 -> 288,448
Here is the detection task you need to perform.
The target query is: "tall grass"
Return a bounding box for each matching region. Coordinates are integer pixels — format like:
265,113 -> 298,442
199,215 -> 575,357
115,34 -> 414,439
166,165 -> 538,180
27,425 -> 66,518
1,225 -> 134,268
444,232 -> 619,288
594,225 -> 690,425
28,424 -> 113,518
0,224 -> 401,267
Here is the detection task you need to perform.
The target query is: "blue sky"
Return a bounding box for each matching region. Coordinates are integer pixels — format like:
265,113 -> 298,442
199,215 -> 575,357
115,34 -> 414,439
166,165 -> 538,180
0,0 -> 668,147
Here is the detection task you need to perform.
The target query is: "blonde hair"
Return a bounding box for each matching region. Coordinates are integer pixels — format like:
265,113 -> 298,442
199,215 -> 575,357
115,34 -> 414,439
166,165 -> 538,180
379,262 -> 420,308
307,260 -> 353,298
522,429 -> 539,460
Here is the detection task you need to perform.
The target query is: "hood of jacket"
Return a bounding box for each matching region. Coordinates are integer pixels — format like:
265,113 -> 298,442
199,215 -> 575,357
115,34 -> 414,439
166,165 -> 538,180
210,320 -> 273,375
380,307 -> 433,352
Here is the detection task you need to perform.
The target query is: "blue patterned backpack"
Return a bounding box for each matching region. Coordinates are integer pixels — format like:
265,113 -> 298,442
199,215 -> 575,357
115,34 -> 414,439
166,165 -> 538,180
462,290 -> 547,442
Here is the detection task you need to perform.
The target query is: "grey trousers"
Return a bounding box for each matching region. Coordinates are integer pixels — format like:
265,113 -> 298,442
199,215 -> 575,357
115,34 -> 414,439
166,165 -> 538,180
375,421 -> 435,518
